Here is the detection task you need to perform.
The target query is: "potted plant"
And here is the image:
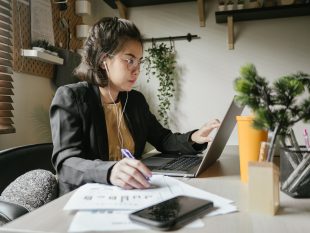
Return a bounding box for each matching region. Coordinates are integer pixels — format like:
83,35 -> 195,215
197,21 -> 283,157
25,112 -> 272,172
144,42 -> 176,127
31,40 -> 60,57
218,0 -> 226,11
31,39 -> 49,52
226,0 -> 234,10
234,64 -> 310,161
237,0 -> 245,9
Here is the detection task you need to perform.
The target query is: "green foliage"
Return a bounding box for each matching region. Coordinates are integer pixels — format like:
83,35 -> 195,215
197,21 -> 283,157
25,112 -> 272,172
234,64 -> 310,139
144,43 -> 176,127
31,39 -> 50,50
47,44 -> 58,52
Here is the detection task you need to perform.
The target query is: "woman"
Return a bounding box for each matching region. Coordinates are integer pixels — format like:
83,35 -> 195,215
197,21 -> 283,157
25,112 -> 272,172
50,17 -> 220,195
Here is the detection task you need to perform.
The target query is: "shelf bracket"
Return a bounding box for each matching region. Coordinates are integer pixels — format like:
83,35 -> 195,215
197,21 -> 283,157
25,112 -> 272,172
227,16 -> 234,50
115,0 -> 128,19
197,0 -> 205,27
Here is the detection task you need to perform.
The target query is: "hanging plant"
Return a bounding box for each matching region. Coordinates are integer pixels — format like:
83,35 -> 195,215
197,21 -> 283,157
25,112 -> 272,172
144,42 -> 176,127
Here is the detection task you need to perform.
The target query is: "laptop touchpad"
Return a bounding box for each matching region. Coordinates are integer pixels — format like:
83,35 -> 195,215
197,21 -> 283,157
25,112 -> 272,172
143,157 -> 175,168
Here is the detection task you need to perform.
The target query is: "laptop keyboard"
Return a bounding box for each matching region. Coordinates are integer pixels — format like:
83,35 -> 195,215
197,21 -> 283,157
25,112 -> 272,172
160,156 -> 202,171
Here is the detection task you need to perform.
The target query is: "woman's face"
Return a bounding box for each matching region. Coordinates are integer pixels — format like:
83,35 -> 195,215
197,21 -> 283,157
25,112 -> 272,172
104,39 -> 143,92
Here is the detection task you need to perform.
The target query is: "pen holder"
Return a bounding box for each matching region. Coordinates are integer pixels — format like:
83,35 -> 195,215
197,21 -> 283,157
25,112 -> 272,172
248,161 -> 279,215
280,147 -> 310,198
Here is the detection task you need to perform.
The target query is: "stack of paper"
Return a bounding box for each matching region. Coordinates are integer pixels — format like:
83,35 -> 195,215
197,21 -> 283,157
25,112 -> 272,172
65,175 -> 237,232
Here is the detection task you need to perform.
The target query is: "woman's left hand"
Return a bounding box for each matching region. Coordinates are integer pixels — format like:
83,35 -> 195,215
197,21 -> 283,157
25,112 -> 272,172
190,119 -> 221,144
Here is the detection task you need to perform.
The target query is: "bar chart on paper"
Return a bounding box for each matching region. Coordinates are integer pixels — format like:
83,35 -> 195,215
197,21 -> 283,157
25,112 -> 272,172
64,184 -> 165,210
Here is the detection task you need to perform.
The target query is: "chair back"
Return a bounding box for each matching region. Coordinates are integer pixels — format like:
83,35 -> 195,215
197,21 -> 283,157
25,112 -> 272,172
0,143 -> 54,193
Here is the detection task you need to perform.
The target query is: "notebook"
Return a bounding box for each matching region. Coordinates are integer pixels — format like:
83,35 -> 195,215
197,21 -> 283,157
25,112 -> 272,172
142,98 -> 244,178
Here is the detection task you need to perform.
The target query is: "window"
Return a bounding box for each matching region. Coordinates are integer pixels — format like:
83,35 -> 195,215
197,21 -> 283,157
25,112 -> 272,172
0,0 -> 14,134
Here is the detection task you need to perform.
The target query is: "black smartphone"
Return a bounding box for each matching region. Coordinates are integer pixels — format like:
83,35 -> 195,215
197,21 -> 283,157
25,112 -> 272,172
129,195 -> 213,231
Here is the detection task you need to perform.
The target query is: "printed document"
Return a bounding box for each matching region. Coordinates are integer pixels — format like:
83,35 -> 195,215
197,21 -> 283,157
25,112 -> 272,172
64,175 -> 234,213
66,175 -> 237,232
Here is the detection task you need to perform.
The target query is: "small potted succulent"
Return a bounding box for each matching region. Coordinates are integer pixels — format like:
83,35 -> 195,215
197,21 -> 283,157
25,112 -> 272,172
218,0 -> 226,11
226,0 -> 235,10
237,0 -> 245,9
31,39 -> 49,52
31,40 -> 59,56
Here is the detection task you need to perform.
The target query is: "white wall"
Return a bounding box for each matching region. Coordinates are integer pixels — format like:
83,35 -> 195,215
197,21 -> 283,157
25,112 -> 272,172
85,0 -> 310,145
1,0 -> 309,149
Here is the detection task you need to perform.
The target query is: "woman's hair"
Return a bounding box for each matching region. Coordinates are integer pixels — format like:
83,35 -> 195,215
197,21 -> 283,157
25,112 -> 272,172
74,17 -> 143,87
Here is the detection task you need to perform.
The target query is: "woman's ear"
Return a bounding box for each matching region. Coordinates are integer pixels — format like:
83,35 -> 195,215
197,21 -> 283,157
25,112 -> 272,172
99,54 -> 108,70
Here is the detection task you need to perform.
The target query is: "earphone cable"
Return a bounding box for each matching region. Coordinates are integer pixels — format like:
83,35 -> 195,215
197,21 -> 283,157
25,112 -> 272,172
107,82 -> 128,150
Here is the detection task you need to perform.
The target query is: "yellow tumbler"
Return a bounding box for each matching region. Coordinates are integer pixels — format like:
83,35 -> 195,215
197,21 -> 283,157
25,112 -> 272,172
236,116 -> 268,183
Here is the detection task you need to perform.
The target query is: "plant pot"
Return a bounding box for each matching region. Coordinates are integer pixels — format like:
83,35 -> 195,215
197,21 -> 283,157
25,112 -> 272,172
236,116 -> 268,183
237,4 -> 244,9
227,3 -> 234,10
32,47 -> 45,52
279,0 -> 294,5
218,5 -> 226,11
247,0 -> 260,8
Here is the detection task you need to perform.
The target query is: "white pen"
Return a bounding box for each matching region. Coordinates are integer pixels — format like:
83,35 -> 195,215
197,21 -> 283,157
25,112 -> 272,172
288,162 -> 310,193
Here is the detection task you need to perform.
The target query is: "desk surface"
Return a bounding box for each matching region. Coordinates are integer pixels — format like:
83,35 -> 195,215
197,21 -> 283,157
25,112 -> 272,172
2,146 -> 310,233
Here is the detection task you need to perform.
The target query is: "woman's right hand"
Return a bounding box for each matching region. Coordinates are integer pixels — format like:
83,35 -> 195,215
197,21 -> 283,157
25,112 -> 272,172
109,158 -> 152,189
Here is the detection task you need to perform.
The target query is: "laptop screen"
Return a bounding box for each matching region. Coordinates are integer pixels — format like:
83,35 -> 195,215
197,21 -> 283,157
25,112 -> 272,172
195,99 -> 244,176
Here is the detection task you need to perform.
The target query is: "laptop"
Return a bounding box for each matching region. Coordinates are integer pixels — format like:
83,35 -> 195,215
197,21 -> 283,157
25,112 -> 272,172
142,98 -> 244,178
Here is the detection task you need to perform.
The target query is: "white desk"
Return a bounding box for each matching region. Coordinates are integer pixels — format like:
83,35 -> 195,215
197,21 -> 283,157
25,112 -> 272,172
1,146 -> 310,233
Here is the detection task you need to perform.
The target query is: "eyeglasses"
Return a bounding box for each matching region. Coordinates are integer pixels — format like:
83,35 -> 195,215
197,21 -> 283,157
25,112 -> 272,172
106,54 -> 143,71
121,57 -> 144,71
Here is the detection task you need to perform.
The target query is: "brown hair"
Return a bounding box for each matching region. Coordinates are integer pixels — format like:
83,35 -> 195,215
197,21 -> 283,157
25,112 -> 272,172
74,17 -> 143,87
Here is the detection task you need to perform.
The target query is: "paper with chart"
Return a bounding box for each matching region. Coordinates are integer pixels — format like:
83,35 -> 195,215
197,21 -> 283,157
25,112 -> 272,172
64,175 -> 237,216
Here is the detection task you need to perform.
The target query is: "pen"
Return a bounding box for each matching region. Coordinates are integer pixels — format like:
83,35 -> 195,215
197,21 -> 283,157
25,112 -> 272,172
288,162 -> 310,194
288,129 -> 303,163
121,148 -> 135,159
120,149 -> 151,182
258,141 -> 269,162
282,154 -> 310,191
303,129 -> 310,151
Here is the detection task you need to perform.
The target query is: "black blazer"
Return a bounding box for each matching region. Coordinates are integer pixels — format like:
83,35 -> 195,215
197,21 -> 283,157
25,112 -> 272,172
50,82 -> 206,194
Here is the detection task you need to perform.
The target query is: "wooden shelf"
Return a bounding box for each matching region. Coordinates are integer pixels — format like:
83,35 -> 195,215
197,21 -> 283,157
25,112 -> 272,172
103,0 -> 206,27
215,3 -> 310,50
216,3 -> 310,23
21,49 -> 64,65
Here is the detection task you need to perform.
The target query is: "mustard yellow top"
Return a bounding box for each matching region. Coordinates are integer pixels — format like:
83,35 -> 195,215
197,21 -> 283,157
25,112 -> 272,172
103,101 -> 135,161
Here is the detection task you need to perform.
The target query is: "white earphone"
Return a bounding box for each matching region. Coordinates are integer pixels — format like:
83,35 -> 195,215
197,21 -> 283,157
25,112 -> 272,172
103,59 -> 129,150
103,61 -> 109,75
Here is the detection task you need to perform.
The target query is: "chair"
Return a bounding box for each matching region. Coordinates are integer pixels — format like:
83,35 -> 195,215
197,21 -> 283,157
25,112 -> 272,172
0,143 -> 58,225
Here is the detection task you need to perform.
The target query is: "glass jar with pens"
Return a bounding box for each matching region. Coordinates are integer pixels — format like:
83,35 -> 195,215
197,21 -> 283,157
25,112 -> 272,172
280,146 -> 310,198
